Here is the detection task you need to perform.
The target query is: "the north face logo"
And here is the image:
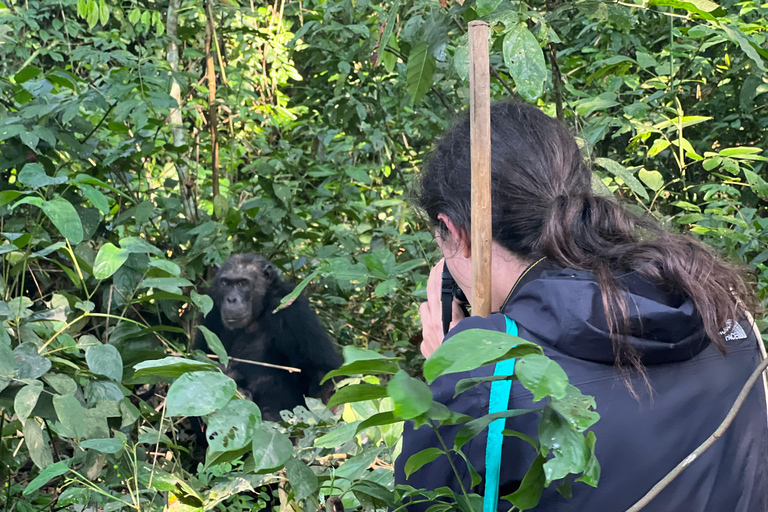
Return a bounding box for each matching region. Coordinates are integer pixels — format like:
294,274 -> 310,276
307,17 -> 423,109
719,319 -> 748,341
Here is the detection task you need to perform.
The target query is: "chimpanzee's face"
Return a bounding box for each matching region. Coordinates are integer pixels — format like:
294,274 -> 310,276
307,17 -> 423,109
212,255 -> 275,331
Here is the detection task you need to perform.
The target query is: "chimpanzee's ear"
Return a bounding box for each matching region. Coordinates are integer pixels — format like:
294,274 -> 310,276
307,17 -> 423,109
262,261 -> 276,281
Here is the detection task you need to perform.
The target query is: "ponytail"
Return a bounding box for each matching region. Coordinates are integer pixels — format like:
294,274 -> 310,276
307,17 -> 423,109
419,101 -> 758,374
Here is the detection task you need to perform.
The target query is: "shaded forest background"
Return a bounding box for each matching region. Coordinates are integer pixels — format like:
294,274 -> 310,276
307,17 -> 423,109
0,0 -> 767,510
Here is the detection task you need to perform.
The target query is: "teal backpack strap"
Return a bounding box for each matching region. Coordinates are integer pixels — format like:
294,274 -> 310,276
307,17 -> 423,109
482,316 -> 518,512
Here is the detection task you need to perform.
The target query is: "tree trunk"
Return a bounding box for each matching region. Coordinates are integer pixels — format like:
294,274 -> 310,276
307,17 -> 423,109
166,0 -> 198,222
205,0 -> 220,206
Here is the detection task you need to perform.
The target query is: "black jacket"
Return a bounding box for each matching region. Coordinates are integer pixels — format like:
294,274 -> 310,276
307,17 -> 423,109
396,262 -> 768,511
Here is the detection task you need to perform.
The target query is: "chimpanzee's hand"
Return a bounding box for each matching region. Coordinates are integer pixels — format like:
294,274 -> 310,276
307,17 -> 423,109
419,258 -> 465,359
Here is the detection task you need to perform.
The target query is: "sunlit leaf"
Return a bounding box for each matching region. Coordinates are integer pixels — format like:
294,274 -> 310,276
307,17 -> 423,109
166,372 -> 236,417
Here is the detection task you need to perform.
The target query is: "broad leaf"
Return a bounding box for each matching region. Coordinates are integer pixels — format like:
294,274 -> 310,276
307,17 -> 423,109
166,372 -> 236,417
197,325 -> 228,367
502,455 -> 546,510
17,163 -> 67,190
387,370 -> 432,419
23,459 -> 71,496
15,380 -> 44,425
406,42 -> 436,104
53,394 -> 88,439
328,383 -> 388,407
40,197 -> 84,244
285,457 -> 319,501
538,408 -> 588,485
503,24 -> 546,102
594,157 -> 650,200
404,447 -> 444,478
79,438 -> 125,454
206,399 -> 262,453
86,344 -> 123,382
550,385 -> 600,432
93,243 -> 129,279
14,342 -> 51,380
575,431 -> 601,487
251,424 -> 293,472
515,354 -> 569,402
638,169 -> 664,192
424,329 -> 541,383
23,419 -> 54,470
132,356 -> 217,379
314,420 -> 362,448
454,409 -> 535,450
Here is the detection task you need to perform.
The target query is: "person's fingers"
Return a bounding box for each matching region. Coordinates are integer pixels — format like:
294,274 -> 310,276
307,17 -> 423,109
419,301 -> 438,358
425,257 -> 445,311
449,299 -> 465,330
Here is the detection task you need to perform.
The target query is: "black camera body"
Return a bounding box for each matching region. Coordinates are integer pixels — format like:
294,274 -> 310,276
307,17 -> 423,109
441,262 -> 470,335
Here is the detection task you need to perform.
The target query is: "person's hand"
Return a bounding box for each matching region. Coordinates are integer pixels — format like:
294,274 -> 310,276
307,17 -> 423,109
419,258 -> 466,359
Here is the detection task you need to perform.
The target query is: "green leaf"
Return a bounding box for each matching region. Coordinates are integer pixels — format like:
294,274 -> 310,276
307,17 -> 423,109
372,0 -> 401,69
515,354 -> 569,402
53,394 -> 88,439
387,370 -> 432,419
14,65 -> 42,83
80,437 -> 125,454
129,7 -> 141,24
550,385 -> 600,432
206,399 -> 262,453
23,459 -> 71,495
93,243 -> 129,280
453,44 -> 469,81
251,423 -> 293,472
502,24 -> 546,102
17,163 -> 67,190
314,420 -> 362,448
404,447 -> 444,478
44,373 -> 77,395
15,381 -> 44,425
424,329 -> 541,384
57,488 -> 91,507
99,0 -> 109,25
635,51 -> 658,70
78,184 -> 110,214
86,344 -> 123,382
454,374 -> 515,398
191,290 -> 214,316
502,455 -> 545,511
328,382 -> 388,407
0,124 -> 24,141
647,138 -> 670,158
0,341 -> 14,393
197,325 -> 228,367
638,169 -> 664,192
120,236 -> 163,255
40,198 -> 84,244
321,359 -> 400,383
575,431 -> 600,487
20,131 -> 39,150
454,409 -> 535,450
744,170 -> 768,199
148,259 -> 181,277
16,378 -> 44,416
285,457 -> 319,501
648,0 -> 720,20
14,342 -> 51,380
355,411 -> 399,433
132,356 -> 217,379
166,372 -> 236,416
594,158 -> 649,200
273,268 -> 322,313
720,25 -> 766,72
406,42 -> 436,105
538,408 -> 588,485
23,419 -> 54,470
139,277 -> 193,294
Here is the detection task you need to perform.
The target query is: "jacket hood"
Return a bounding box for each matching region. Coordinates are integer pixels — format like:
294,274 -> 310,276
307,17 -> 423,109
504,262 -> 710,365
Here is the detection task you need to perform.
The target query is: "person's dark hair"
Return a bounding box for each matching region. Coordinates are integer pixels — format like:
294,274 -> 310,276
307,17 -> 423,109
418,101 -> 758,374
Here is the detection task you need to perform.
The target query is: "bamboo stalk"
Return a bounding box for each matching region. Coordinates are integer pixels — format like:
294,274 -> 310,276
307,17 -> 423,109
468,21 -> 492,318
205,0 -> 220,202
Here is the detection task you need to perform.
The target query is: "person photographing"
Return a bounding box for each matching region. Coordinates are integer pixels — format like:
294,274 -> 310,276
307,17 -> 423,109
397,102 -> 768,511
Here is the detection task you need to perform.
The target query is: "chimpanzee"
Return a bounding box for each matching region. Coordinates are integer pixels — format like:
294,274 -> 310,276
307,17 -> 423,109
197,254 -> 342,421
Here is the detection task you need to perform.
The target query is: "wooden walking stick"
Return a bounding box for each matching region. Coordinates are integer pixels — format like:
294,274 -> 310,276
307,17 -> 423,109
468,20 -> 493,318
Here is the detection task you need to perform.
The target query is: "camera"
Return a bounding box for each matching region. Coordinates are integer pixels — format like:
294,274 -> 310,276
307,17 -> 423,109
441,262 -> 470,335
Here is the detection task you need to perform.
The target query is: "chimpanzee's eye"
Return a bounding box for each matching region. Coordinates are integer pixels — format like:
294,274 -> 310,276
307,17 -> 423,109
235,281 -> 247,288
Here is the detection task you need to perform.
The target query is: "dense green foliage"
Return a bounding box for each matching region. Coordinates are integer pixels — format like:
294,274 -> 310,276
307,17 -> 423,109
0,0 -> 766,510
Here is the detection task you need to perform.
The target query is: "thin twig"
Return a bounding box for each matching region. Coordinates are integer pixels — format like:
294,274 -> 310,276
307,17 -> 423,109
178,352 -> 301,373
548,43 -> 564,122
625,356 -> 768,512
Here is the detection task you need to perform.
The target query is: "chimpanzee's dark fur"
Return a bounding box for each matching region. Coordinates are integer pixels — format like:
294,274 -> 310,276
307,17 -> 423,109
196,254 -> 342,421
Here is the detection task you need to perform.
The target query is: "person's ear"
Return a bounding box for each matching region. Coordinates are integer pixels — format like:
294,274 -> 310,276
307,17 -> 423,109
437,214 -> 471,259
